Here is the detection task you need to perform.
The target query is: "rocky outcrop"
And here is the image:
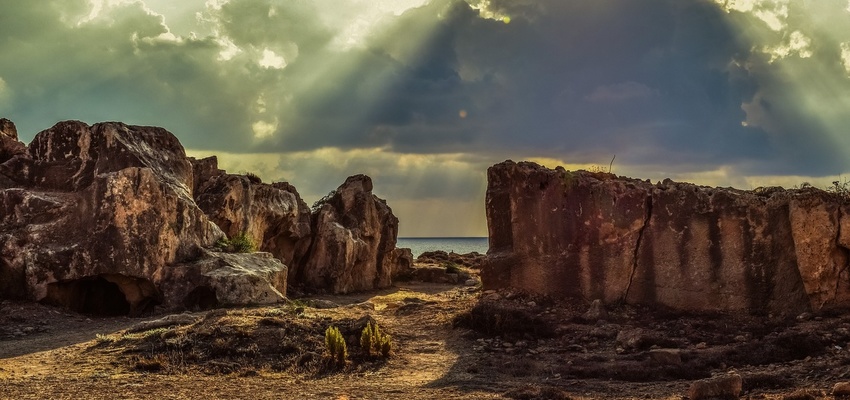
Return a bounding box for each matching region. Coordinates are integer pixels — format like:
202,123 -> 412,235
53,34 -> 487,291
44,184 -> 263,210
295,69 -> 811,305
0,118 -> 415,314
482,160 -> 850,314
194,164 -> 312,270
298,175 -> 412,293
0,120 -> 287,314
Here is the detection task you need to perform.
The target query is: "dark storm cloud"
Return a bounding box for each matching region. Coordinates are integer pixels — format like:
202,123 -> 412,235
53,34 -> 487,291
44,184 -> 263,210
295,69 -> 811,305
2,0 -> 850,177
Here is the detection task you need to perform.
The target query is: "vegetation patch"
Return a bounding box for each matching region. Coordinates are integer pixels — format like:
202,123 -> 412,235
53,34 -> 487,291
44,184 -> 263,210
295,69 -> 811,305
92,307 -> 384,376
214,232 -> 257,253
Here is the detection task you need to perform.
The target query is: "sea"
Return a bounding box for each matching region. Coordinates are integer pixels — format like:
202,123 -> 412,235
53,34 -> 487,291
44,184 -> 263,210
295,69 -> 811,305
396,237 -> 489,258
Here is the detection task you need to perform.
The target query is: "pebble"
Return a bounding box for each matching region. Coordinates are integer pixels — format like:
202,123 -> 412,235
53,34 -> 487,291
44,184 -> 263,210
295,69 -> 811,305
464,279 -> 478,287
695,342 -> 708,349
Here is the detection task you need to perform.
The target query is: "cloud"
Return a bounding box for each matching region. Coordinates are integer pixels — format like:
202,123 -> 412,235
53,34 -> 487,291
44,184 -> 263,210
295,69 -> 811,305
4,0 -> 850,236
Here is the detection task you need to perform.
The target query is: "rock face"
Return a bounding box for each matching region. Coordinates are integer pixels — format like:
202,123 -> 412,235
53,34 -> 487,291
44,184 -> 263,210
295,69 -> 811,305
0,120 -> 287,314
298,175 -> 412,293
482,160 -> 850,314
194,164 -> 313,270
0,118 -> 413,313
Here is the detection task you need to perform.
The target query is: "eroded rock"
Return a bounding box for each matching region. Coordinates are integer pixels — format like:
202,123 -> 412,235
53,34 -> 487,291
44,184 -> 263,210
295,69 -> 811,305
482,160 -> 850,314
299,174 -> 412,293
194,170 -> 312,270
0,120 -> 282,313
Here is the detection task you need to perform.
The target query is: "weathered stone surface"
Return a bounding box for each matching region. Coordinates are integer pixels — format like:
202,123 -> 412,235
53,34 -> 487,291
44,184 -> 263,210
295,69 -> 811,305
159,250 -> 287,310
834,381 -> 850,396
688,373 -> 742,400
298,174 -> 411,293
482,160 -> 850,314
0,118 -> 26,164
194,172 -> 312,270
484,161 -> 651,303
0,120 -> 285,314
188,156 -> 224,196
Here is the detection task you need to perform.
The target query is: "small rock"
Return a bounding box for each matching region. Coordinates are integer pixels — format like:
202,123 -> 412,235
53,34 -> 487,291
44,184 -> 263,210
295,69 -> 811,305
464,279 -> 479,287
483,290 -> 496,295
734,335 -> 747,342
515,340 -> 528,348
834,382 -> 850,396
695,342 -> 708,349
502,342 -> 514,348
527,301 -> 537,307
688,373 -> 742,400
616,328 -> 646,349
796,312 -> 813,322
582,299 -> 609,322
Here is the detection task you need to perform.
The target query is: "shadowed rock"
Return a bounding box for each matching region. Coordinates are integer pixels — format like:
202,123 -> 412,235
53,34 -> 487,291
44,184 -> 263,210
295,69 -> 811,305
482,160 -> 850,314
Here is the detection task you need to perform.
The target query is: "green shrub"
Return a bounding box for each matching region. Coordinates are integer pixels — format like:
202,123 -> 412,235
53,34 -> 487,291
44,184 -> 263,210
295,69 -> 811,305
324,326 -> 347,367
360,321 -> 392,358
214,232 -> 257,253
444,262 -> 461,275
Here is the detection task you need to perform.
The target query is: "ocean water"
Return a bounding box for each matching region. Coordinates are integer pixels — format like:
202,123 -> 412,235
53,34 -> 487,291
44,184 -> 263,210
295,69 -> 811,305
396,237 -> 489,258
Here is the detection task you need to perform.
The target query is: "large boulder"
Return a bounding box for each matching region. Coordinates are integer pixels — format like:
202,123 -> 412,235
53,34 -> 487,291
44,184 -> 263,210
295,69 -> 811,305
298,174 -> 412,293
482,160 -> 850,314
0,120 -> 286,314
194,170 -> 313,271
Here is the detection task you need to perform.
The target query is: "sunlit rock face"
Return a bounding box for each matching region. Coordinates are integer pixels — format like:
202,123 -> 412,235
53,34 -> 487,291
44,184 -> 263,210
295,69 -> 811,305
193,163 -> 313,271
299,174 -> 413,293
483,160 -> 850,315
0,120 -> 286,314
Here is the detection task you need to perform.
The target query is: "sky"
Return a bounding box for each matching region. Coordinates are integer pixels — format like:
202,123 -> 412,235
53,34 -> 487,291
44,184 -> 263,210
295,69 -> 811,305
2,0 -> 850,237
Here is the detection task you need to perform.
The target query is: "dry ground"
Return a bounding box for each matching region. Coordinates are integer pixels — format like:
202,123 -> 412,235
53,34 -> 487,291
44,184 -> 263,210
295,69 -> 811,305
2,276 -> 850,399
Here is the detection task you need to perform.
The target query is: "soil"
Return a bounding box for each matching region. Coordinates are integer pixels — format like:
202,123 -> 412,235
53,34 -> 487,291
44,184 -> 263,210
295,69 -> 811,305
2,268 -> 850,400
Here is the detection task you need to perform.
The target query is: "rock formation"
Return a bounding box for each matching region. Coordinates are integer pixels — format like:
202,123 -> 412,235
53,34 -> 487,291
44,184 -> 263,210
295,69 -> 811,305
298,175 -> 412,293
0,120 -> 287,314
194,165 -> 313,270
0,118 -> 412,314
482,160 -> 850,314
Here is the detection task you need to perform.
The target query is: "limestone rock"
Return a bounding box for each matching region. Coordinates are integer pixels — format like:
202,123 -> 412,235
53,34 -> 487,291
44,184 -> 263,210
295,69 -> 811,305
159,250 -> 287,310
299,174 -> 410,293
0,120 -> 284,314
0,118 -> 26,164
482,160 -> 850,314
688,373 -> 742,400
194,171 -> 312,269
834,382 -> 850,396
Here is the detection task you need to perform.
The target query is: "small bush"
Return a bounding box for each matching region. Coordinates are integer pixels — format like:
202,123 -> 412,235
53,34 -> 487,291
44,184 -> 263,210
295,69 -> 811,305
360,321 -> 392,358
324,326 -> 347,367
214,232 -> 257,253
444,262 -> 461,274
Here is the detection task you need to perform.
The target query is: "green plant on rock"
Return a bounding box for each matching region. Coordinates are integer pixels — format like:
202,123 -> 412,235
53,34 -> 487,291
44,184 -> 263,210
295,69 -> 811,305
360,321 -> 392,358
214,232 -> 257,253
324,326 -> 347,367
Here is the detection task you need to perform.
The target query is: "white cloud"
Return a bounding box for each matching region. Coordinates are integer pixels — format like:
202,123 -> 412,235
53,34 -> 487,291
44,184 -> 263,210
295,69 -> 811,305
251,119 -> 278,139
258,48 -> 286,69
764,30 -> 813,61
842,42 -> 850,75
